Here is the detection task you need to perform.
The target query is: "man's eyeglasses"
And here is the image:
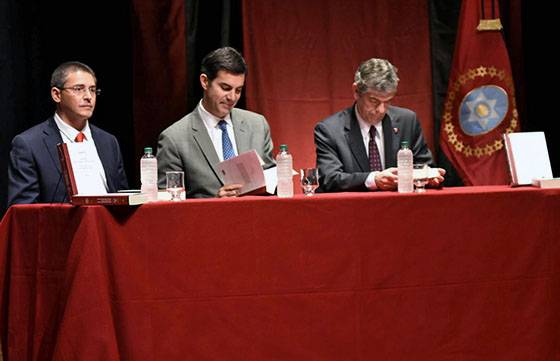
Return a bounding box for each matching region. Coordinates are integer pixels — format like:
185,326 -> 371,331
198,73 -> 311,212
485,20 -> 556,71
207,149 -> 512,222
59,85 -> 101,96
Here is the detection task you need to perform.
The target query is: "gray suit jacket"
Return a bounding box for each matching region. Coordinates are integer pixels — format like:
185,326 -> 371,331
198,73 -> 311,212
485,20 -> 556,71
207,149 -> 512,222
157,107 -> 275,198
314,105 -> 433,192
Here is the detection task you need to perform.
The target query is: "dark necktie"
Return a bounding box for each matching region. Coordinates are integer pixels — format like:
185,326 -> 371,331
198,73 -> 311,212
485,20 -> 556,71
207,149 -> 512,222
218,120 -> 236,160
368,126 -> 382,171
75,132 -> 86,142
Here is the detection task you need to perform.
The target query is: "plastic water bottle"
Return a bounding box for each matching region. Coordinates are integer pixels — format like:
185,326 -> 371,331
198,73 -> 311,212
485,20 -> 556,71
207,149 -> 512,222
140,147 -> 158,202
276,144 -> 294,198
397,141 -> 413,193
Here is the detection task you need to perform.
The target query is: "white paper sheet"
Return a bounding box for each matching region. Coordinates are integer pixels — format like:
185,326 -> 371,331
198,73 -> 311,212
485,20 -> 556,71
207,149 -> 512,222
66,143 -> 108,195
217,150 -> 267,195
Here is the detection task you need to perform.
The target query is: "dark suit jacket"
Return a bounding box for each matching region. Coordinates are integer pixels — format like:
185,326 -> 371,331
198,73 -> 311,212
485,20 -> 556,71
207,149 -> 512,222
314,105 -> 433,192
157,107 -> 275,198
8,117 -> 129,206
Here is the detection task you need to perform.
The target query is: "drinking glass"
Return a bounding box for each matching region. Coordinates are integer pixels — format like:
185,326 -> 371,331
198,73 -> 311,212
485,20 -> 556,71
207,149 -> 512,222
300,168 -> 319,196
166,171 -> 185,201
413,164 -> 429,193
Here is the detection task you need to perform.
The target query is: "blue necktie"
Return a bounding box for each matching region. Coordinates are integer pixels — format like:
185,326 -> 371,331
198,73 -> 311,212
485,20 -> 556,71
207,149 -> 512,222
218,120 -> 236,160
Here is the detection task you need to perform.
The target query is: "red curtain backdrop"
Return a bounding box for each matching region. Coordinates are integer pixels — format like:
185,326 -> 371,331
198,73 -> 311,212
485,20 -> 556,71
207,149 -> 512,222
439,0 -> 519,185
131,0 -> 188,186
242,0 -> 434,170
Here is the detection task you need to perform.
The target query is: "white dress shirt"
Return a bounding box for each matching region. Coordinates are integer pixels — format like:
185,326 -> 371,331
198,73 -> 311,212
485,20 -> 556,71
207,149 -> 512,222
198,101 -> 239,161
54,113 -> 108,193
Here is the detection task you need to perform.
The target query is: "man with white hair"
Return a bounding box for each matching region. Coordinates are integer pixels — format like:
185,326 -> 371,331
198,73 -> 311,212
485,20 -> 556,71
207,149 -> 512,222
314,57 -> 445,192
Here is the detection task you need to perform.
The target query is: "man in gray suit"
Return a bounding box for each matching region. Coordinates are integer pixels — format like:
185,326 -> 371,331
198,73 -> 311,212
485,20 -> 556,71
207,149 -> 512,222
314,58 -> 445,192
157,47 -> 275,198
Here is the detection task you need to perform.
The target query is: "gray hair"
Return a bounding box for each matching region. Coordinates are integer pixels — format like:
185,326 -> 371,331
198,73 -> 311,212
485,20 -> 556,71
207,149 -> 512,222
50,61 -> 96,88
354,58 -> 399,94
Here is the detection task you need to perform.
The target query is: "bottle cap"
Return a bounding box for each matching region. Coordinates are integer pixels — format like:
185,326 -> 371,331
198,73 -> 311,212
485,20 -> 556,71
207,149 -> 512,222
279,144 -> 288,151
400,141 -> 409,148
144,147 -> 153,154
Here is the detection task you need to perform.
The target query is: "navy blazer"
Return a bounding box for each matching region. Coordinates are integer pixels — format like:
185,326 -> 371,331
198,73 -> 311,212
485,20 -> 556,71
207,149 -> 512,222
8,117 -> 129,206
314,105 -> 434,192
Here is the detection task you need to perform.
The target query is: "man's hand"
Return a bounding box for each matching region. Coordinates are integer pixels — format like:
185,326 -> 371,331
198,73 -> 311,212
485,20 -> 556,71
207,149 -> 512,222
217,183 -> 243,198
374,167 -> 398,191
427,168 -> 446,187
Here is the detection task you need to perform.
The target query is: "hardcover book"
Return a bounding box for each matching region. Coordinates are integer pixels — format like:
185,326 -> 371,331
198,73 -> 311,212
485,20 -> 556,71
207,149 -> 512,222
531,178 -> 560,189
71,193 -> 148,205
503,132 -> 553,186
57,143 -> 148,205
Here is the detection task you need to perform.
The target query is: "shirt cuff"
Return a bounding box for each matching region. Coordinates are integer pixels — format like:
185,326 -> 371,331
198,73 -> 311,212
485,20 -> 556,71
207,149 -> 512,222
365,172 -> 379,190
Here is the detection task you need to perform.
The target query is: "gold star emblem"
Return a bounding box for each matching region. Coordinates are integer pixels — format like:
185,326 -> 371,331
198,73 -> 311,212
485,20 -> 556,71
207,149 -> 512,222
494,139 -> 503,150
476,66 -> 487,77
449,133 -> 458,144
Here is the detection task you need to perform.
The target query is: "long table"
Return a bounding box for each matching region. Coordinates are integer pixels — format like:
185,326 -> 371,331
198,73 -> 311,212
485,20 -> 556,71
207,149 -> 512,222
1,186 -> 559,360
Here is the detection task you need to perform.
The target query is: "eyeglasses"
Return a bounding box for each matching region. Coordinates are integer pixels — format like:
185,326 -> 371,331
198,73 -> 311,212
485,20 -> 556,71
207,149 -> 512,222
59,85 -> 101,96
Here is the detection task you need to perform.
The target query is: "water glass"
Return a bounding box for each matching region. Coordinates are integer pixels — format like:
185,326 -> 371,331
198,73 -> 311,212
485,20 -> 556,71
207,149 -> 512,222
166,171 -> 185,201
300,168 -> 319,196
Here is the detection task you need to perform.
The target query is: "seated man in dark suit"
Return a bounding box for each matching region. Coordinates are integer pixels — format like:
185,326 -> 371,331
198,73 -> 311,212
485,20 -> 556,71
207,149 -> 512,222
314,57 -> 445,192
7,61 -> 128,206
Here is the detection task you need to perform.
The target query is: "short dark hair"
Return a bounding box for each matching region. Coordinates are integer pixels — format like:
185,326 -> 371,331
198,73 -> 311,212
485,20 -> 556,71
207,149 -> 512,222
200,47 -> 247,81
50,61 -> 96,88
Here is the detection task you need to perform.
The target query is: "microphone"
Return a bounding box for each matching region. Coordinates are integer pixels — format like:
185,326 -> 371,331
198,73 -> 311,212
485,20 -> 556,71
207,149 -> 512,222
50,143 -> 69,204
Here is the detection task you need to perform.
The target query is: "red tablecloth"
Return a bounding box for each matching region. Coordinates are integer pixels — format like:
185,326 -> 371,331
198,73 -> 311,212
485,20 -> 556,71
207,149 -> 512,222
1,186 -> 560,360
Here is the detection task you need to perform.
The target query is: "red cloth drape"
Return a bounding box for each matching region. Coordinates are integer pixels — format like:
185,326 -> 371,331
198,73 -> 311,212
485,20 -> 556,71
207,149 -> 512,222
439,0 -> 520,185
131,0 -> 188,184
2,188 -> 560,360
242,0 -> 434,170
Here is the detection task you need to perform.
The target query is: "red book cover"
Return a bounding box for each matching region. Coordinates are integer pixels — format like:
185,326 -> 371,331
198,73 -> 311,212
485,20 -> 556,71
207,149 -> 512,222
71,193 -> 148,206
56,143 -> 78,197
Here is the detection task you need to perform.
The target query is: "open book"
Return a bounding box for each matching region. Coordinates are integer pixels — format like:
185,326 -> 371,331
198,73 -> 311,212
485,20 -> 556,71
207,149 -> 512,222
57,143 -> 148,205
503,132 -> 556,186
216,150 -> 278,195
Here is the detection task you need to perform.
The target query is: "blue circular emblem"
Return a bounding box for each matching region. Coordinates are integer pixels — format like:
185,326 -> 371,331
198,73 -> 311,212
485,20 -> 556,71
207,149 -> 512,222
459,85 -> 508,136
